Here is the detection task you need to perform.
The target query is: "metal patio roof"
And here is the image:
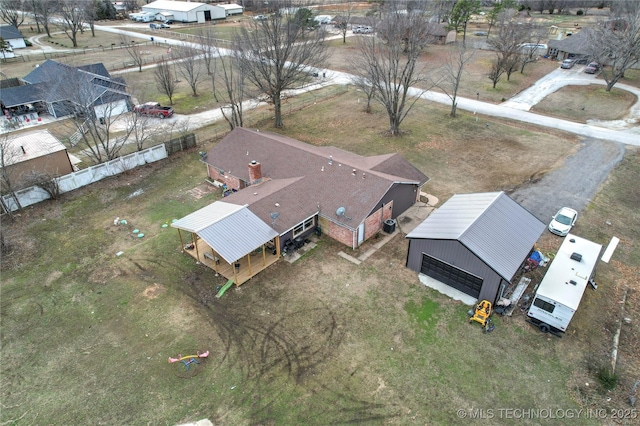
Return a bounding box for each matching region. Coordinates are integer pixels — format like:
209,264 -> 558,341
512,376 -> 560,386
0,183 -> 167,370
171,202 -> 278,264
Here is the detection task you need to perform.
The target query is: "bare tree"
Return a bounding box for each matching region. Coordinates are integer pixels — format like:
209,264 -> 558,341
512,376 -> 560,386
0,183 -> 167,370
123,111 -> 157,151
213,56 -> 247,130
84,0 -> 96,37
487,58 -> 506,89
0,134 -> 24,212
335,0 -> 356,44
232,1 -> 329,128
121,34 -> 145,72
350,74 -> 376,114
55,0 -> 87,48
53,66 -> 132,163
437,44 -> 475,117
23,170 -> 61,200
583,3 -> 640,92
487,9 -> 527,87
154,57 -> 177,104
518,25 -> 547,73
0,0 -> 25,28
353,1 -> 435,135
175,44 -> 204,97
195,27 -> 217,76
29,0 -> 54,37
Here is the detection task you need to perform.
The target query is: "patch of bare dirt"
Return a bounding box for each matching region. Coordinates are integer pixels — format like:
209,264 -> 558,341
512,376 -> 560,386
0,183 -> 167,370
142,283 -> 166,300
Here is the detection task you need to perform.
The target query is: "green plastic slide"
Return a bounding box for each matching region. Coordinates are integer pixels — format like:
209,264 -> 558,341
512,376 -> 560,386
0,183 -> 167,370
216,279 -> 234,298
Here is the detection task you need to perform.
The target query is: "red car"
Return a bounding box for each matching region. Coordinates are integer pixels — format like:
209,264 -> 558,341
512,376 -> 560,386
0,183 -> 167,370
584,62 -> 600,74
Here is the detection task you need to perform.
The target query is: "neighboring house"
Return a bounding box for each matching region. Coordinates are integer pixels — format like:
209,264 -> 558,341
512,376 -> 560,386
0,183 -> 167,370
1,129 -> 74,191
547,31 -> 589,61
426,23 -> 456,45
216,3 -> 244,17
405,192 -> 545,304
0,25 -> 26,59
142,0 -> 225,23
172,127 -> 429,285
0,60 -> 131,121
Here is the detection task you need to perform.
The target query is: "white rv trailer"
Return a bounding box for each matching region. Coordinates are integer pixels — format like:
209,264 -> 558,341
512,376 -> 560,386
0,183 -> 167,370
527,234 -> 602,335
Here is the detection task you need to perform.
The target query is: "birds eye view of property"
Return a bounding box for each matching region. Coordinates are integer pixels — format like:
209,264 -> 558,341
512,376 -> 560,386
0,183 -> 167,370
1,0 -> 639,424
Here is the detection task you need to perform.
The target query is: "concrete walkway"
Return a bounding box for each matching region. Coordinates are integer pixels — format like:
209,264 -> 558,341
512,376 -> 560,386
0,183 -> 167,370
337,194 -> 439,266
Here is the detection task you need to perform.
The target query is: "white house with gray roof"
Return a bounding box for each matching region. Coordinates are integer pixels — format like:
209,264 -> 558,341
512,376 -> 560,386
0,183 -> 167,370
406,192 -> 545,304
0,25 -> 26,58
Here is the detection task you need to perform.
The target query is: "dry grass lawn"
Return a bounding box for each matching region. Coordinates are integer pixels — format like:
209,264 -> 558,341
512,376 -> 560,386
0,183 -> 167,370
1,81 -> 638,426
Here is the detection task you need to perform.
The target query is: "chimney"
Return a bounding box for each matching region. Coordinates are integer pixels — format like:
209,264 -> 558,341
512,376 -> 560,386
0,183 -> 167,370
248,160 -> 262,184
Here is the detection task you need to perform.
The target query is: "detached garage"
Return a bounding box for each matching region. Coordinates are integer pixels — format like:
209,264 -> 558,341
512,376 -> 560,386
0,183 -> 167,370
406,192 -> 545,304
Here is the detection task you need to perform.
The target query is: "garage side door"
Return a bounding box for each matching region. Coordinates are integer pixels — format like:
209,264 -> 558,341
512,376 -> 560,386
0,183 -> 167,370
420,254 -> 483,298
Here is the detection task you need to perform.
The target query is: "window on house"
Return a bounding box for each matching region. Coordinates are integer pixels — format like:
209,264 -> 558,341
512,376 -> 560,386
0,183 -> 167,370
293,217 -> 315,238
533,298 -> 555,313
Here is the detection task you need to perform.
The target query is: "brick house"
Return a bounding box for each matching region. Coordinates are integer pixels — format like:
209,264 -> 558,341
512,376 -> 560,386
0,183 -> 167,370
203,127 -> 428,249
172,128 -> 428,285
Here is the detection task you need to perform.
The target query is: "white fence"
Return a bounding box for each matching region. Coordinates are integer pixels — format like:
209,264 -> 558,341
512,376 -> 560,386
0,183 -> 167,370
2,144 -> 168,212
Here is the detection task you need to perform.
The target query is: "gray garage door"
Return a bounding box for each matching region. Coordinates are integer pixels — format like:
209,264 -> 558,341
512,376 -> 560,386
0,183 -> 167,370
420,254 -> 483,298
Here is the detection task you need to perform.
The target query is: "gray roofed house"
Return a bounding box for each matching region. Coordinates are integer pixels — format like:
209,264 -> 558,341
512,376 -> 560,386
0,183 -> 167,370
173,127 -> 429,286
405,192 -> 545,304
547,31 -> 590,61
1,59 -> 131,120
0,25 -> 26,58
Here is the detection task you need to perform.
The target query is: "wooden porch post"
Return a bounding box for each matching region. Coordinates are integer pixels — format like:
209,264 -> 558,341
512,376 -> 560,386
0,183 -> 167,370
275,236 -> 281,257
177,230 -> 185,251
193,234 -> 200,261
262,244 -> 267,266
247,253 -> 252,275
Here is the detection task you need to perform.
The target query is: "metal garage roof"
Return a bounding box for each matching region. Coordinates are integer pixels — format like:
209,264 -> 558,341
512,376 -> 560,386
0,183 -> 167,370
406,192 -> 545,281
171,202 -> 278,264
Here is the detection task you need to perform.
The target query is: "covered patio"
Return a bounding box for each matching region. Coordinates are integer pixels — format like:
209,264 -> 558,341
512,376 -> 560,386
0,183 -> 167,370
172,201 -> 281,286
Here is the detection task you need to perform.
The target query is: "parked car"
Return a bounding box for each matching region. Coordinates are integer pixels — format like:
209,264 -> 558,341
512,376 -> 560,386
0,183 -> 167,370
560,59 -> 576,69
584,62 -> 600,74
165,19 -> 175,25
159,23 -> 170,29
474,31 -> 488,36
149,23 -> 159,29
253,14 -> 268,21
133,102 -> 174,119
548,207 -> 578,236
353,26 -> 373,34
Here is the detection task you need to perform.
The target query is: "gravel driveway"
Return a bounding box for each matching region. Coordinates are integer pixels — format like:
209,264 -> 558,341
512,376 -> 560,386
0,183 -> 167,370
510,138 -> 625,223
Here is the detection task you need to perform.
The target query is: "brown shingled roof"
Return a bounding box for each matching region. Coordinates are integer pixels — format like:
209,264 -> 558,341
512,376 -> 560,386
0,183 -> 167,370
206,128 -> 429,232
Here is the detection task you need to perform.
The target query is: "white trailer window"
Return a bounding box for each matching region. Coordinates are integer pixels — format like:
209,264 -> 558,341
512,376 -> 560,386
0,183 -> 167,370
533,298 -> 555,313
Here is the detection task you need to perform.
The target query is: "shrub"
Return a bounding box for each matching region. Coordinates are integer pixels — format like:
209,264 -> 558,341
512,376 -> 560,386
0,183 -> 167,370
597,367 -> 618,390
577,10 -> 584,16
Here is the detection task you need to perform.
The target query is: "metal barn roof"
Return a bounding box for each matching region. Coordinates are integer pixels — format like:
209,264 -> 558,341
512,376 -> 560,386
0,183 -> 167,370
143,0 -> 208,12
171,202 -> 278,264
406,192 -> 545,281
